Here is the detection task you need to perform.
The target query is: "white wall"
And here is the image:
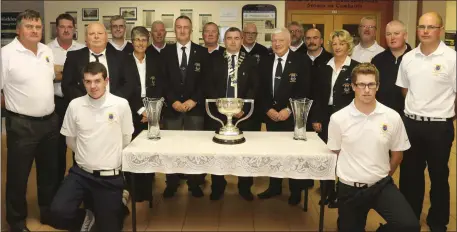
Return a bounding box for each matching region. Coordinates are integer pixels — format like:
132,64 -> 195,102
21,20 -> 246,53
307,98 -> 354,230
43,1 -> 285,45
393,1 -> 418,47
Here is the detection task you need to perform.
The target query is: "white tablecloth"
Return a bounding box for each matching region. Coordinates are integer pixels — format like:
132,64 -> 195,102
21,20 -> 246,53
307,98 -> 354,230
122,130 -> 337,180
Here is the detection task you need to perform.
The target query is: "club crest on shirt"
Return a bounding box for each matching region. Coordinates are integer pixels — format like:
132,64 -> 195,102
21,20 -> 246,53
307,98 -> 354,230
254,54 -> 260,63
342,82 -> 351,94
289,73 -> 297,83
194,62 -> 201,72
382,123 -> 388,132
45,56 -> 50,63
433,64 -> 442,73
108,113 -> 115,122
150,76 -> 156,86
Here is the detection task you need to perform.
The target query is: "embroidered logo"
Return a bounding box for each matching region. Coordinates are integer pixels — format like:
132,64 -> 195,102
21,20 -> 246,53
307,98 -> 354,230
45,56 -> 50,63
382,123 -> 388,132
108,113 -> 114,121
254,54 -> 260,64
150,76 -> 156,86
194,62 -> 201,72
435,64 -> 441,71
289,73 -> 297,83
342,83 -> 351,94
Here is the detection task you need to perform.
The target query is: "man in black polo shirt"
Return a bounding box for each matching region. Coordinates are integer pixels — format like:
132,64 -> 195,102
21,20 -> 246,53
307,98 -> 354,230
371,20 -> 411,115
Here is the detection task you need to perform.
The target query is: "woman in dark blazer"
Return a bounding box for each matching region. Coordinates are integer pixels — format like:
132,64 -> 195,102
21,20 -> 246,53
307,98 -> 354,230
310,29 -> 359,207
312,29 -> 359,142
126,26 -> 165,204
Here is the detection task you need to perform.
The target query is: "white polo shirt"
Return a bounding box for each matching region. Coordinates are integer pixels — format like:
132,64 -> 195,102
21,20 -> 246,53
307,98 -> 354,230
327,101 -> 410,184
1,37 -> 55,117
61,92 -> 134,170
351,41 -> 384,63
47,39 -> 85,97
396,41 -> 456,118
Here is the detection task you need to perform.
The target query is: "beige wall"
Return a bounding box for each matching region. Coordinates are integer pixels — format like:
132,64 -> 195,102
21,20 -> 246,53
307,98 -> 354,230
393,1 -> 418,47
445,1 -> 456,31
43,1 -> 285,45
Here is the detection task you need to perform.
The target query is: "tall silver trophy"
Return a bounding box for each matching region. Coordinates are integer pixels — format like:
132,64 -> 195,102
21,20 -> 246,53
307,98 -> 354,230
289,98 -> 313,141
205,98 -> 254,144
142,97 -> 164,140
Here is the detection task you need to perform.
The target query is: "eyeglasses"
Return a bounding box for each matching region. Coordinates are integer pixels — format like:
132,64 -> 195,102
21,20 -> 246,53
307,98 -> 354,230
24,24 -> 42,30
417,25 -> 441,31
355,82 -> 378,89
111,25 -> 125,29
289,29 -> 302,34
359,25 -> 376,29
133,38 -> 148,43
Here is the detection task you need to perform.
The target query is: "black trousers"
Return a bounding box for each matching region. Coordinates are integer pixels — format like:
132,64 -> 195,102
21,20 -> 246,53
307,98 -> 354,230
49,165 -> 124,232
211,175 -> 253,192
55,96 -> 69,184
337,180 -> 419,232
264,118 -> 308,193
125,116 -> 154,202
5,112 -> 60,227
400,117 -> 454,229
163,113 -> 204,190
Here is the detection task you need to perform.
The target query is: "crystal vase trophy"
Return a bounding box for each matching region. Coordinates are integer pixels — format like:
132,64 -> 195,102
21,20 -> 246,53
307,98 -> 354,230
142,97 -> 164,140
289,98 -> 313,141
205,98 -> 254,144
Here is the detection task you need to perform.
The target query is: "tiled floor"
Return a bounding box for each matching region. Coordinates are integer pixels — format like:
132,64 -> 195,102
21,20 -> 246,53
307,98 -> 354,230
1,122 -> 456,231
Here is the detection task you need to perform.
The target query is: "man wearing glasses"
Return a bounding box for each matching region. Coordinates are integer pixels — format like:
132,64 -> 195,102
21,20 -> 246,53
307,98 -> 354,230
328,63 -> 419,232
108,15 -> 134,54
351,16 -> 384,63
241,23 -> 269,64
288,21 -> 306,53
396,12 -> 456,232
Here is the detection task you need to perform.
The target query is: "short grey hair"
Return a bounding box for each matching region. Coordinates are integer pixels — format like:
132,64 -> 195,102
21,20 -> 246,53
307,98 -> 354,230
287,21 -> 304,31
272,27 -> 291,41
131,26 -> 149,41
386,20 -> 407,33
151,20 -> 165,30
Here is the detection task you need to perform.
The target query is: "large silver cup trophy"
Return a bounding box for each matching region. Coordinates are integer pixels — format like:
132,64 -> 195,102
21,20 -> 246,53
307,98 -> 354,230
205,98 -> 254,144
289,98 -> 313,141
142,97 -> 164,140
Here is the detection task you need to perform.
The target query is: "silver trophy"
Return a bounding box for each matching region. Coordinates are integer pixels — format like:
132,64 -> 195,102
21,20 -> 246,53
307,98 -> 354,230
289,98 -> 313,141
142,97 -> 164,140
205,98 -> 254,144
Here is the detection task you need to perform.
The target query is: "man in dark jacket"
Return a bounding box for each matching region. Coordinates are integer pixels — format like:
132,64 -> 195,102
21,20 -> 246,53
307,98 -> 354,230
371,20 -> 412,115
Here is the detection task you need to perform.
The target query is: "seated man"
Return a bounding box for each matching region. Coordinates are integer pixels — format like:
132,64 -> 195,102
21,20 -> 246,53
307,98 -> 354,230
49,62 -> 134,232
327,63 -> 419,232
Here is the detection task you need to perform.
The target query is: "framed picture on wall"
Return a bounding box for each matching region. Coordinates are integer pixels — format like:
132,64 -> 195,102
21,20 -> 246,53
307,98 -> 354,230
82,8 -> 99,21
120,7 -> 137,20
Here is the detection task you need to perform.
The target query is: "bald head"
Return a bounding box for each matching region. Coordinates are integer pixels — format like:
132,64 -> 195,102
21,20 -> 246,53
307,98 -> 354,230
419,12 -> 443,27
242,23 -> 258,46
418,12 -> 443,45
86,22 -> 108,51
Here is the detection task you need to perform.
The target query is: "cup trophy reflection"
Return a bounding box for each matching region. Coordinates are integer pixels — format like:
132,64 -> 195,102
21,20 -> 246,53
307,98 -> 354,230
289,98 -> 313,141
205,98 -> 254,144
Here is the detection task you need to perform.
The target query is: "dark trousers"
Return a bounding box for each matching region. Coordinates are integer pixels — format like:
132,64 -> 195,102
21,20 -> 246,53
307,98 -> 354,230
5,112 -> 60,227
49,165 -> 124,232
163,113 -> 204,189
265,118 -> 308,193
55,96 -> 69,184
400,117 -> 454,229
337,180 -> 420,232
125,116 -> 154,202
211,175 -> 253,192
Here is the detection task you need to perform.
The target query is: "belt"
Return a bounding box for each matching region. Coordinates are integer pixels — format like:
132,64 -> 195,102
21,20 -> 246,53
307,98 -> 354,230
6,110 -> 54,121
78,165 -> 121,177
339,178 -> 375,189
405,113 -> 451,122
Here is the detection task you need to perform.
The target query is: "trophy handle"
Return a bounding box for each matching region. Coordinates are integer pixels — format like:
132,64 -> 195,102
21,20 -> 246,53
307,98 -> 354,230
205,99 -> 225,127
235,99 -> 254,127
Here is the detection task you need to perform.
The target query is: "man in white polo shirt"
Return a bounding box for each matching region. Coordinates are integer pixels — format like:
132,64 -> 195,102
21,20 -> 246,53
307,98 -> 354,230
396,12 -> 456,232
49,62 -> 133,232
48,13 -> 85,183
351,16 -> 384,63
1,10 -> 60,232
328,63 -> 419,232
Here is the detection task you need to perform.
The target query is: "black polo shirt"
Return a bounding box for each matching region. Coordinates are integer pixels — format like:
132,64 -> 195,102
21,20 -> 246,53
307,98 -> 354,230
371,43 -> 412,114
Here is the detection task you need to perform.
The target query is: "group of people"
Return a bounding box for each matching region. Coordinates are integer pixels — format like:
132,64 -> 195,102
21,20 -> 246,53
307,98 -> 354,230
1,8 -> 455,232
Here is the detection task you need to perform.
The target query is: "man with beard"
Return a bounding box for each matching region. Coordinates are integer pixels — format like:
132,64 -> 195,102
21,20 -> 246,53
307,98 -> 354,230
205,27 -> 258,201
288,21 -> 306,53
352,16 -> 384,63
108,15 -> 134,54
371,20 -> 412,115
48,13 -> 85,184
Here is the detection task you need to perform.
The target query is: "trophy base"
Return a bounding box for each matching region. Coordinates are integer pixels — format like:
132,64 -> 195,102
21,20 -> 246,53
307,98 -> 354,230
213,131 -> 246,145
